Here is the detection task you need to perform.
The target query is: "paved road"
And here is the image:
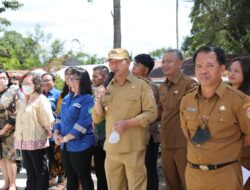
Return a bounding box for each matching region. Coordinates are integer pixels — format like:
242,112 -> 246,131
0,168 -> 98,190
0,167 -> 249,190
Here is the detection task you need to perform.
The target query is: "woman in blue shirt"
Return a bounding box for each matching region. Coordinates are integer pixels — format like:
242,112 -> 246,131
53,67 -> 95,190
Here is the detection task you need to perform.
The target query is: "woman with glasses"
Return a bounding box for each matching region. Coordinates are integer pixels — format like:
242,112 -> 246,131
15,72 -> 54,190
0,70 -> 19,190
53,67 -> 95,190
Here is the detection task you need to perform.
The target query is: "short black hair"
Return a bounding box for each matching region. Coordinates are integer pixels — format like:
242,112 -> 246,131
21,72 -> 42,94
134,54 -> 155,73
71,67 -> 92,95
41,72 -> 56,82
193,46 -> 226,65
93,65 -> 109,77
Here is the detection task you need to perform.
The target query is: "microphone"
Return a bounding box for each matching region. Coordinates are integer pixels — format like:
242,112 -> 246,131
103,71 -> 115,88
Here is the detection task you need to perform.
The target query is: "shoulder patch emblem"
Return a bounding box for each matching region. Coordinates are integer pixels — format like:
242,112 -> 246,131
243,102 -> 250,108
88,108 -> 93,114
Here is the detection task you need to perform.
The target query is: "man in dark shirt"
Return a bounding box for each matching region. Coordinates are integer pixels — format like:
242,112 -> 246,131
92,65 -> 109,190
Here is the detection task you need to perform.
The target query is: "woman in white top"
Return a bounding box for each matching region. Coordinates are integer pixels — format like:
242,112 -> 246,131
15,72 -> 54,190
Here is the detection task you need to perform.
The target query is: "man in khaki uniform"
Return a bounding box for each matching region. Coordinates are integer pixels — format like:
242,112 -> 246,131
180,45 -> 250,190
159,49 -> 197,190
92,48 -> 158,190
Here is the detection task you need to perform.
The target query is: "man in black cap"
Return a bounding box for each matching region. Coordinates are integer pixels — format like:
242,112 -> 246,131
132,54 -> 160,190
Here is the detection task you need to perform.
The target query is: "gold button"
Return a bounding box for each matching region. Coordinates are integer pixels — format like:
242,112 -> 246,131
220,118 -> 224,122
197,144 -> 201,147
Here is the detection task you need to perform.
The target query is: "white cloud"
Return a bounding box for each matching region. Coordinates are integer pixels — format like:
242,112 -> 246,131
1,0 -> 193,57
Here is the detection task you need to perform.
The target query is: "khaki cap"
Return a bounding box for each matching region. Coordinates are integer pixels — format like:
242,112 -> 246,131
108,48 -> 130,61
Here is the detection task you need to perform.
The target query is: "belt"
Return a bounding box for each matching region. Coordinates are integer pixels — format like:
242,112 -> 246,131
188,160 -> 238,171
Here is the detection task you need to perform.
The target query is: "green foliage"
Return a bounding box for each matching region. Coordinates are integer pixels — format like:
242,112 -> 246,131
182,0 -> 250,56
0,0 -> 22,31
149,48 -> 168,60
0,31 -> 42,70
66,50 -> 105,65
55,75 -> 64,90
50,39 -> 64,59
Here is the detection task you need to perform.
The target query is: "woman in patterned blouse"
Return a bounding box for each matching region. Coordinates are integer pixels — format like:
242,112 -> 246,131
0,70 -> 19,190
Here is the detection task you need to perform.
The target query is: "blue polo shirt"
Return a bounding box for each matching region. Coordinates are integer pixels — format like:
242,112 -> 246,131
44,87 -> 61,115
54,93 -> 96,152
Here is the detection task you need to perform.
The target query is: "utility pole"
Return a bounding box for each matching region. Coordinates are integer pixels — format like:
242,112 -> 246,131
113,0 -> 121,48
176,0 -> 179,49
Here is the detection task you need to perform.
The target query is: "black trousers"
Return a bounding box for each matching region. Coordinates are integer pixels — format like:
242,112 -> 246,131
62,145 -> 94,190
94,145 -> 108,190
22,149 -> 49,190
145,136 -> 160,190
46,141 -> 56,178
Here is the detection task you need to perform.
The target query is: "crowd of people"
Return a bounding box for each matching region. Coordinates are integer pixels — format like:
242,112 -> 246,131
0,45 -> 249,190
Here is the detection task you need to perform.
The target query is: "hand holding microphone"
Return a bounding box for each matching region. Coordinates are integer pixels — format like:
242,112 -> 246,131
94,71 -> 115,103
103,71 -> 115,88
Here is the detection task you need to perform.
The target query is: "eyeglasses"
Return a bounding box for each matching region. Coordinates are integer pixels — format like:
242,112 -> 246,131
66,77 -> 80,82
0,77 -> 8,80
41,79 -> 53,83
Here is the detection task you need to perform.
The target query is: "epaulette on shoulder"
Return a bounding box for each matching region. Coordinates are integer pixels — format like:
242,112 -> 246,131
226,85 -> 246,98
184,86 -> 197,96
137,76 -> 150,84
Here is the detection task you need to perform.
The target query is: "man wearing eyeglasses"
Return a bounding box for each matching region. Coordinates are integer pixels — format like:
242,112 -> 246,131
41,72 -> 61,187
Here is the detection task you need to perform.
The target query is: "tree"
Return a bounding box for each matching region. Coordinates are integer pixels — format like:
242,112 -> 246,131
0,31 -> 42,69
0,0 -> 23,31
149,48 -> 168,60
28,25 -> 53,63
182,0 -> 250,55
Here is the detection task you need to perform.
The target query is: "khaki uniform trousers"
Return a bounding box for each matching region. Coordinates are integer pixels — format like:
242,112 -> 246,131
105,150 -> 147,190
185,162 -> 243,190
161,147 -> 187,190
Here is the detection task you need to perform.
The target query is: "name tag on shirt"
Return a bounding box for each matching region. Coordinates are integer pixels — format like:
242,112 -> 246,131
73,103 -> 81,108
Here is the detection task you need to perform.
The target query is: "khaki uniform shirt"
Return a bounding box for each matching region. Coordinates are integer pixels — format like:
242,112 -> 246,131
180,81 -> 250,164
92,73 -> 158,153
159,71 -> 197,149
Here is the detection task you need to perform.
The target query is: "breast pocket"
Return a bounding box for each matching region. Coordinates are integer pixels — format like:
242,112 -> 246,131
70,105 -> 81,120
102,94 -> 113,113
209,109 -> 236,135
125,93 -> 140,111
183,109 -> 199,131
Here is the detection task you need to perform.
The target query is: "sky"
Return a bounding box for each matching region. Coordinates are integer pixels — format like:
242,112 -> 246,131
1,0 -> 193,58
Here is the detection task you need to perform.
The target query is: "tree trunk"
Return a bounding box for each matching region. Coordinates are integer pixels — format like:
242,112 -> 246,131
113,0 -> 121,48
